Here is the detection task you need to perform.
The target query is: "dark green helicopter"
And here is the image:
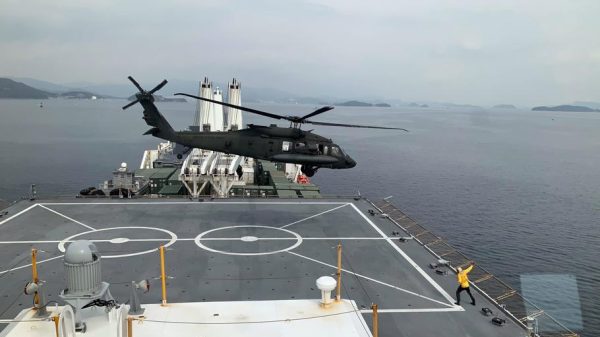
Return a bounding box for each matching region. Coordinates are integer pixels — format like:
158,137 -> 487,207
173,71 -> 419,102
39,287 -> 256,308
123,77 -> 406,177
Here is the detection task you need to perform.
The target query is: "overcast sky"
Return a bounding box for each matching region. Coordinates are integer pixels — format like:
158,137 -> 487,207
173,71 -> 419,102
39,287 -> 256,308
1,0 -> 599,105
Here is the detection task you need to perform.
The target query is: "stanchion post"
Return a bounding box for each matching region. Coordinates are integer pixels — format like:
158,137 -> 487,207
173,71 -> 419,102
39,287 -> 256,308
127,316 -> 133,337
159,245 -> 167,306
52,315 -> 59,337
31,248 -> 38,283
371,304 -> 378,337
31,248 -> 39,306
336,243 -> 342,301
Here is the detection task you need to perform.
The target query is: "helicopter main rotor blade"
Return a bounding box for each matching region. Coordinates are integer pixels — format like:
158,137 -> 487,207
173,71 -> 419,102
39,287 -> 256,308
127,76 -> 144,92
175,93 -> 286,121
305,120 -> 408,131
299,106 -> 334,121
149,79 -> 168,95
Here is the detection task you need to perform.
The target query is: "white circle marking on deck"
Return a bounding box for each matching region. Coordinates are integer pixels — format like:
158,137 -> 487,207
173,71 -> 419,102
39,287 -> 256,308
109,237 -> 129,244
194,226 -> 302,256
58,227 -> 177,258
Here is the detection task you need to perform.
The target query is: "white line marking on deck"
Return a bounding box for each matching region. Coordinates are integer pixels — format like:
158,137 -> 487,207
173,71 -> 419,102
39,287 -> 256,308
57,227 -> 178,258
280,203 -> 350,229
0,238 -> 177,244
302,237 -> 386,240
0,240 -> 65,244
349,203 -> 458,306
0,237 -> 389,244
0,255 -> 63,276
38,205 -> 96,231
287,251 -> 454,308
39,201 -> 347,206
194,237 -> 386,241
195,226 -> 303,256
0,203 -> 39,226
359,307 -> 463,313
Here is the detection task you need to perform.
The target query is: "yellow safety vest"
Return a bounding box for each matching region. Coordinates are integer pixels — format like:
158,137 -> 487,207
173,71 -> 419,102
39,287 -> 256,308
457,265 -> 473,288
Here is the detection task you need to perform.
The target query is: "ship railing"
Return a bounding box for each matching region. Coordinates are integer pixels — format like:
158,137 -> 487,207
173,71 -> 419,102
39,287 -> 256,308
73,193 -> 319,200
369,199 -> 579,337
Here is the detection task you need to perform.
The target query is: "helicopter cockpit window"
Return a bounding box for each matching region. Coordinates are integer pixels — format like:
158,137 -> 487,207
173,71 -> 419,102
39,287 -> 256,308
282,141 -> 291,152
330,146 -> 341,156
295,142 -> 306,149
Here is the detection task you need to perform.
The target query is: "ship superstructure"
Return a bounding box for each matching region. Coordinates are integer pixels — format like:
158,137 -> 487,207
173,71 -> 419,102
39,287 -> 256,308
179,77 -> 247,197
135,77 -> 307,198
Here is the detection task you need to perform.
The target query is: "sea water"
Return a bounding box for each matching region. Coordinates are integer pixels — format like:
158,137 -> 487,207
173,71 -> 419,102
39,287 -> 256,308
0,99 -> 598,336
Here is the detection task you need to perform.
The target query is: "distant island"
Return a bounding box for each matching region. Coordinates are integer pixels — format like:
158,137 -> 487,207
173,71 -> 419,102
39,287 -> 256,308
408,102 -> 429,108
0,78 -> 109,99
532,105 -> 599,112
0,78 -> 52,99
127,94 -> 186,103
335,100 -> 390,107
60,91 -> 105,99
492,104 -> 516,109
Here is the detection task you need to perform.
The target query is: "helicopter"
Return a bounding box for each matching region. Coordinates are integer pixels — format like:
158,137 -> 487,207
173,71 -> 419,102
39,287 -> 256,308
123,77 -> 406,177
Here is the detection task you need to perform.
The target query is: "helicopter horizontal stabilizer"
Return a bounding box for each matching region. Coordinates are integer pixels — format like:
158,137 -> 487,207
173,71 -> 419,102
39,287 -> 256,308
143,127 -> 159,135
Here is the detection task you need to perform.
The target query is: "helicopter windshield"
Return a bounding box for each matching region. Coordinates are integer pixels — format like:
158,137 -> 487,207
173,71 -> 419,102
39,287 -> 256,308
330,145 -> 342,157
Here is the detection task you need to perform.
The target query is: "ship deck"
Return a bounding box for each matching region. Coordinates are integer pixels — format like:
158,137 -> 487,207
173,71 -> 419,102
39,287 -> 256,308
0,198 -> 525,337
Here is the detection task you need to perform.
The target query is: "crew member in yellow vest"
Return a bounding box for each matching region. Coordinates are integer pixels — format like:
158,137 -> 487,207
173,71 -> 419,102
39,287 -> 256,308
454,263 -> 476,306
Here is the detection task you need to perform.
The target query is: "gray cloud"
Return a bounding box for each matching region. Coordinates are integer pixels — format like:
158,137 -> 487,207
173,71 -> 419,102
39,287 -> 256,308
1,0 -> 599,105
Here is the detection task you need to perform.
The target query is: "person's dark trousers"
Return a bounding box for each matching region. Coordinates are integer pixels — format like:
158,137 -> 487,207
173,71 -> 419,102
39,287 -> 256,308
455,286 -> 475,305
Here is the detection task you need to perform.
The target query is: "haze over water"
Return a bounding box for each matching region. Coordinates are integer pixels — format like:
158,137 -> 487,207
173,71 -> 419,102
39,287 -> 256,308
0,99 -> 598,336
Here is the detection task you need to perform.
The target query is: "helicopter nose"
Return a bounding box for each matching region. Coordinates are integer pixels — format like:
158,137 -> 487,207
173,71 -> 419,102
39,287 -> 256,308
346,155 -> 356,168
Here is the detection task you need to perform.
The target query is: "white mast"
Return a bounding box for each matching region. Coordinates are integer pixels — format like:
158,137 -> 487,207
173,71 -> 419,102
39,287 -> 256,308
212,87 -> 224,132
198,77 -> 214,131
227,78 -> 242,131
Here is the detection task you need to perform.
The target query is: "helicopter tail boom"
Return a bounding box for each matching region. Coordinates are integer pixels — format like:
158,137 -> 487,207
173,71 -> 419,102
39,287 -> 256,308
139,99 -> 176,140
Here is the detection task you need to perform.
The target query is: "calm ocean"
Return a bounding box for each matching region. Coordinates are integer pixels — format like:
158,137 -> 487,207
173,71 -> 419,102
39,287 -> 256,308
0,99 -> 598,336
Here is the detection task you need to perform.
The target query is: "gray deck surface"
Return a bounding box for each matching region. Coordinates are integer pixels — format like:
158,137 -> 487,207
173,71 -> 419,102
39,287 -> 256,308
0,198 -> 526,337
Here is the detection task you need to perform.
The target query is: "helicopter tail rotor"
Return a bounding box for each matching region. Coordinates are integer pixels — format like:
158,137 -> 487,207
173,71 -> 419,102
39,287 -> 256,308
122,76 -> 168,110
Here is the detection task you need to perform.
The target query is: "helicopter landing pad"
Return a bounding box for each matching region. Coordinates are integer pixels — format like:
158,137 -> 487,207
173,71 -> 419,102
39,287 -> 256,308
0,198 -> 525,337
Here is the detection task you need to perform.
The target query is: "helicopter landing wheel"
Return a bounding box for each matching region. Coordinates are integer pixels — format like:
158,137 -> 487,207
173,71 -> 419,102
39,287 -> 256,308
301,165 -> 317,177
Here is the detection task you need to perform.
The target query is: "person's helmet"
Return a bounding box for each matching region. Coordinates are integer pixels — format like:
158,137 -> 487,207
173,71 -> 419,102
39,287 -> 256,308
457,267 -> 463,272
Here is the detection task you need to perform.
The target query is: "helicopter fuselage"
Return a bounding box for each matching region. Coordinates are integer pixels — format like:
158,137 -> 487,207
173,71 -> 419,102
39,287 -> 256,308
167,124 -> 356,170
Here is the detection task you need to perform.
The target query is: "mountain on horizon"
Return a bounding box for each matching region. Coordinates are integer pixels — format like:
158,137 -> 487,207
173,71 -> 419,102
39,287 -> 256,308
3,76 -> 517,109
7,77 -> 72,93
0,78 -> 53,99
0,78 -> 115,99
573,101 -> 600,109
0,76 -> 419,106
3,77 -> 335,103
